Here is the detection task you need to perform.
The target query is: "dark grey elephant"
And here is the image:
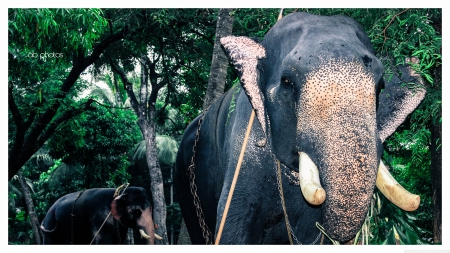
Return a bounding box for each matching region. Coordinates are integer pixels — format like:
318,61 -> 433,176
40,186 -> 161,244
174,12 -> 425,245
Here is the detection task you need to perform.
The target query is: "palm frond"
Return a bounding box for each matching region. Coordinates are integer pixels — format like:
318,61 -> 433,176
90,86 -> 115,105
156,135 -> 179,165
130,135 -> 179,166
47,163 -> 84,190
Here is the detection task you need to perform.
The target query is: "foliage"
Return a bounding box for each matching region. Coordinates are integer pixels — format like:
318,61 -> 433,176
9,9 -> 108,59
8,8 -> 125,180
167,202 -> 182,243
46,105 -> 141,188
357,191 -> 433,245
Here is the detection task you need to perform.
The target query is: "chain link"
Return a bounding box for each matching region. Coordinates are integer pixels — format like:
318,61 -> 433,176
71,190 -> 85,245
187,113 -> 213,245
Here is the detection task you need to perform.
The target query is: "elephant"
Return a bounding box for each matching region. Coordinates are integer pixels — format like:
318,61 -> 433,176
40,186 -> 161,244
174,12 -> 425,245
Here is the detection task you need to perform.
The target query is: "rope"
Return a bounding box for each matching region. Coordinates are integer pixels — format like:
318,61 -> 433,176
215,110 -> 255,245
315,222 -> 340,245
89,183 -> 130,245
90,212 -> 112,245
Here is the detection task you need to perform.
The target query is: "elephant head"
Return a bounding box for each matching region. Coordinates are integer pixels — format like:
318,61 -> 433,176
220,12 -> 424,243
111,187 -> 161,244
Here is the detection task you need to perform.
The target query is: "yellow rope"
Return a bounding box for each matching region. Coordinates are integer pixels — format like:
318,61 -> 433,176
215,110 -> 255,245
90,212 -> 112,245
315,222 -> 340,245
90,183 -> 130,245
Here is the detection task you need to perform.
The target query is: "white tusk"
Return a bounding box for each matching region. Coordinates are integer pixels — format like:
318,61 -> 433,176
139,229 -> 151,239
139,229 -> 162,240
298,152 -> 326,205
376,160 -> 420,211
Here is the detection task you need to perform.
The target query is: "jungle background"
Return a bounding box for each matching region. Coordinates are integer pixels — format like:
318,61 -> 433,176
7,8 -> 442,245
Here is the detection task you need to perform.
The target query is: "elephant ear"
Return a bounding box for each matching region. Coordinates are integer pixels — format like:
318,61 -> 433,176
220,36 -> 267,135
377,57 -> 426,142
111,194 -> 126,220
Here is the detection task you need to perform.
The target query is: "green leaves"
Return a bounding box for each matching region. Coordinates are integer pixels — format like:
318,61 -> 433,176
9,8 -> 108,65
364,191 -> 433,245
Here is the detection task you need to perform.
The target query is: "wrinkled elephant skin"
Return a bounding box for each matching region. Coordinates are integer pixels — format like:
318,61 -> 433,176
175,12 -> 425,244
41,187 -> 156,245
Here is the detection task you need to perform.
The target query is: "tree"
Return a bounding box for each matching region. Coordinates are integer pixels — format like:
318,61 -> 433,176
202,8 -> 235,110
110,55 -> 171,244
8,9 -> 126,180
9,149 -> 54,245
17,170 -> 41,244
101,9 -> 221,244
129,135 -> 180,243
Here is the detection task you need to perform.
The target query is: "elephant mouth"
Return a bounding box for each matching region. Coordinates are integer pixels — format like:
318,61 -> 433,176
297,152 -> 420,211
296,151 -> 420,242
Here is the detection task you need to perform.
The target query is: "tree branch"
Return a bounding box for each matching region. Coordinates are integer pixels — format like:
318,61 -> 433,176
9,29 -> 126,180
36,99 -> 96,148
109,58 -> 141,115
8,82 -> 23,128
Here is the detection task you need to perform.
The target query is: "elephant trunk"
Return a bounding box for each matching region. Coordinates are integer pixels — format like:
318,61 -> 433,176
298,120 -> 379,242
138,207 -> 157,245
295,58 -> 381,242
319,147 -> 378,242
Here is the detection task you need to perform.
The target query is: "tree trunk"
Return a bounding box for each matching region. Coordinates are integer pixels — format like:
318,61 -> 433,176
430,60 -> 442,244
18,170 -> 41,244
110,52 -> 170,246
137,59 -> 169,245
430,113 -> 442,243
138,114 -> 168,245
202,8 -> 235,111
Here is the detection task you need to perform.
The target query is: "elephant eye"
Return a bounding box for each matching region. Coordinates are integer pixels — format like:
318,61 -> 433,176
132,209 -> 142,217
281,76 -> 293,89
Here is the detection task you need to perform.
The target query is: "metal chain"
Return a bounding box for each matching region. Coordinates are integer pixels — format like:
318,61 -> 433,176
276,160 -> 300,245
187,113 -> 213,245
276,159 -> 322,245
71,190 -> 85,245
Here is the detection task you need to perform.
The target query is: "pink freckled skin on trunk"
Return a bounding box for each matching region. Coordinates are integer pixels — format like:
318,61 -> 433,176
297,58 -> 379,241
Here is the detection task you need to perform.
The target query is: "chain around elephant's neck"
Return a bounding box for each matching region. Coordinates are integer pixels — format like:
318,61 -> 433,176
71,190 -> 85,244
187,111 -> 214,245
276,159 -> 323,245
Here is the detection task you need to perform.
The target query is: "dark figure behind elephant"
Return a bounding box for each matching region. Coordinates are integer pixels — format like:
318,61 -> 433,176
175,12 -> 424,244
41,186 -> 161,244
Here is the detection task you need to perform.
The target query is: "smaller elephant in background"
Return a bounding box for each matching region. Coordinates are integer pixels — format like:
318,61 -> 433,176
41,186 -> 161,244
